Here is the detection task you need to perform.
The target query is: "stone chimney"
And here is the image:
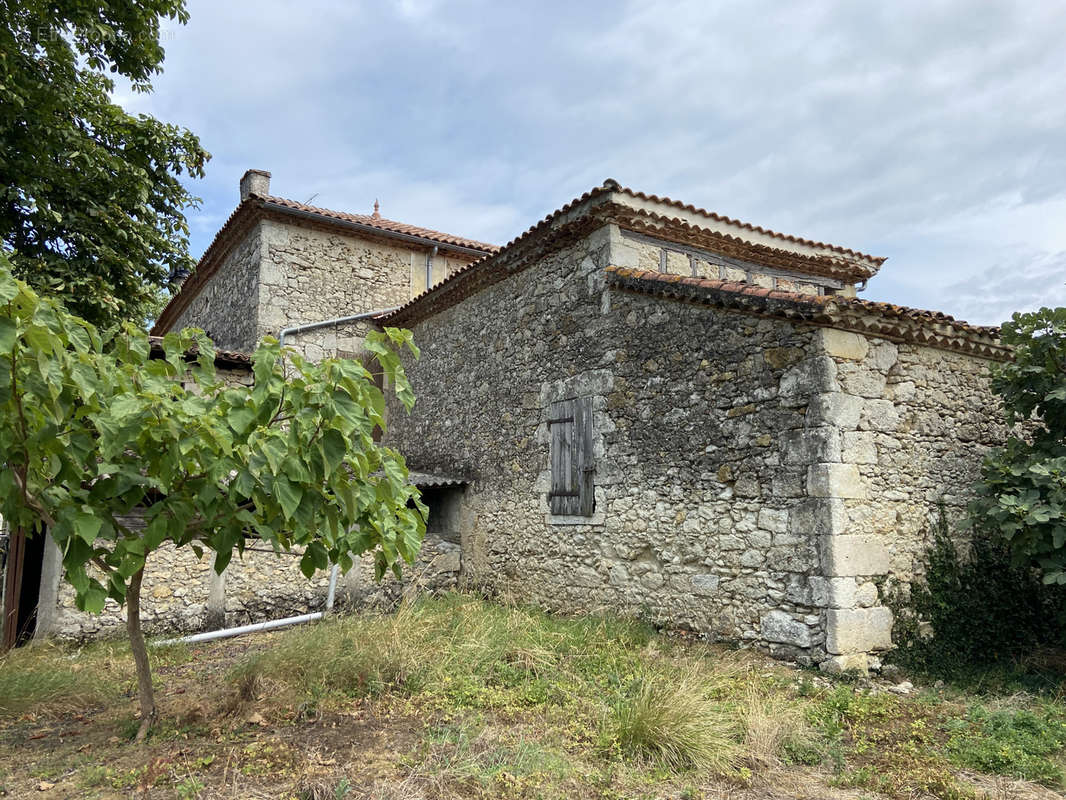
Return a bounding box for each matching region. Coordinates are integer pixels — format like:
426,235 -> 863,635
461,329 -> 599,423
239,169 -> 271,201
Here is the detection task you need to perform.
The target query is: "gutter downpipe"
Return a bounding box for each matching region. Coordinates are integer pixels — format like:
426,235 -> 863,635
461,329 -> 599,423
154,308 -> 398,648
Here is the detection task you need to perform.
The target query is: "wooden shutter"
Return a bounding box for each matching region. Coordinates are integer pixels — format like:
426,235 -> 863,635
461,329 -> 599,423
548,397 -> 594,516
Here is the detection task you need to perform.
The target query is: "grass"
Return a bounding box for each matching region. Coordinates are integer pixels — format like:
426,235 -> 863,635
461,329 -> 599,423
0,637 -> 189,716
0,593 -> 1064,799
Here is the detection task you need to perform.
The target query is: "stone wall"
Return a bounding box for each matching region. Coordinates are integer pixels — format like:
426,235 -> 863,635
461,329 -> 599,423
385,221 -> 1005,668
806,329 -> 1006,670
256,219 -> 477,358
43,530 -> 460,640
385,224 -> 842,662
169,216 -> 478,360
172,223 -> 262,352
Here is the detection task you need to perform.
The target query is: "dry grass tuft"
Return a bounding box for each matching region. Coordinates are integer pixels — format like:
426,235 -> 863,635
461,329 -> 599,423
607,669 -> 742,773
740,680 -> 809,769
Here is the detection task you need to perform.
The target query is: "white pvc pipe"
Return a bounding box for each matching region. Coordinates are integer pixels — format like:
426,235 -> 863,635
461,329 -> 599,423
154,611 -> 324,646
153,563 -> 341,647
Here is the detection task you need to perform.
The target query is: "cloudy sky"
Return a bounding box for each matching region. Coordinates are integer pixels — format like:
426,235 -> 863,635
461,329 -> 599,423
122,0 -> 1066,325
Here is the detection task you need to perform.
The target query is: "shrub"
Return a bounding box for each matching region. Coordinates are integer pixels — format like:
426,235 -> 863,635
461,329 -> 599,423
887,504 -> 1066,677
971,307 -> 1066,583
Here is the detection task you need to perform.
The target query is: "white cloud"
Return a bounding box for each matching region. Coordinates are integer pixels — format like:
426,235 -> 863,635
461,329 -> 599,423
123,0 -> 1066,324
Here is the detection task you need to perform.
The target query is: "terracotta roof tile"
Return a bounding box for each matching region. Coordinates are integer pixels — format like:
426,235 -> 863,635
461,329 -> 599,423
604,266 -> 1007,360
386,180 -> 884,326
258,195 -> 499,253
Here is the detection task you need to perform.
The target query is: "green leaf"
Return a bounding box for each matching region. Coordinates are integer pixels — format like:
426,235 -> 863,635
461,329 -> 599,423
0,317 -> 16,352
320,429 -> 347,475
299,549 -> 317,579
275,475 -> 302,521
72,510 -> 102,544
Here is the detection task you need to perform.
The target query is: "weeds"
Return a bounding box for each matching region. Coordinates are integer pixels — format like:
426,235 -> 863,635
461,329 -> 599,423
0,641 -> 120,716
2,594 -> 1065,799
739,682 -> 810,769
946,702 -> 1066,785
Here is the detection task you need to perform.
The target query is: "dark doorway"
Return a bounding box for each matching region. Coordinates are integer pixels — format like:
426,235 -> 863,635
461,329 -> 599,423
420,485 -> 464,544
1,527 -> 45,651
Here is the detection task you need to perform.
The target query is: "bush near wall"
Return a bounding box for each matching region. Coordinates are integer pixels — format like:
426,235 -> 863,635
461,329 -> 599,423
887,506 -> 1066,681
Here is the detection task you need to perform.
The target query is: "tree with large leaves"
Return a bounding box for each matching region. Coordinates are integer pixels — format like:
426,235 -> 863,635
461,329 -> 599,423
0,256 -> 426,742
0,0 -> 208,326
973,307 -> 1066,584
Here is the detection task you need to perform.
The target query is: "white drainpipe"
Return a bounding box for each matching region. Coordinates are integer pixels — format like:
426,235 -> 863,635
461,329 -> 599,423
154,308 -> 398,647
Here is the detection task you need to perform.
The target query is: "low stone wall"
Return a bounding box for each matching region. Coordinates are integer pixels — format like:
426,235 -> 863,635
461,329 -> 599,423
42,535 -> 461,641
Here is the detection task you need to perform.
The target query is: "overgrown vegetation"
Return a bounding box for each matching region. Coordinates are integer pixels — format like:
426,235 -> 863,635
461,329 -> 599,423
972,307 -> 1066,583
887,504 -> 1066,683
2,595 -> 1065,798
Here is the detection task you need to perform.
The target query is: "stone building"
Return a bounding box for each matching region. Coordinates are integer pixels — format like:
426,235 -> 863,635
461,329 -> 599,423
6,170 -> 1008,671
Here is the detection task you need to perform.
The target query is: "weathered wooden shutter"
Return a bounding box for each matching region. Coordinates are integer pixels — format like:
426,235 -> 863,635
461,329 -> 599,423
548,397 -> 594,516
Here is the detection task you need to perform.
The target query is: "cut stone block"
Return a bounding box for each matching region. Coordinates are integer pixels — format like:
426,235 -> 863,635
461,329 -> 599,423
819,534 -> 891,576
761,610 -> 812,648
819,653 -> 869,674
781,427 -> 841,465
807,392 -> 863,429
825,577 -> 881,608
826,607 -> 894,654
789,498 -> 846,538
807,463 -> 865,499
817,328 -> 869,361
779,357 -> 839,402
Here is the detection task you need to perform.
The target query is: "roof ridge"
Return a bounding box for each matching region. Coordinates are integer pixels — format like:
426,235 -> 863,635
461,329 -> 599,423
258,194 -> 499,252
605,182 -> 884,264
385,180 -> 884,325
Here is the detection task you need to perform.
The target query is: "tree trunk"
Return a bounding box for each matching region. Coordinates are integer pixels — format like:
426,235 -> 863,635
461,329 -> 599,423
126,566 -> 156,743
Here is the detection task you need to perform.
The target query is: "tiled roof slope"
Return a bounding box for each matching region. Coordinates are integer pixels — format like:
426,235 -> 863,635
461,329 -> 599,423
386,180 -> 885,326
260,195 -> 498,253
608,183 -> 884,265
152,193 -> 497,335
605,267 -> 1007,360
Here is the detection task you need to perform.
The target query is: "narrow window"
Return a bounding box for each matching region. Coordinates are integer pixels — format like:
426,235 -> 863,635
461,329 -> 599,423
548,397 -> 594,516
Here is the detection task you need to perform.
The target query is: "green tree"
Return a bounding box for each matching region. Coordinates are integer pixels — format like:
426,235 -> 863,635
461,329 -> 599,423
0,257 -> 426,741
972,307 -> 1066,584
0,0 -> 208,326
